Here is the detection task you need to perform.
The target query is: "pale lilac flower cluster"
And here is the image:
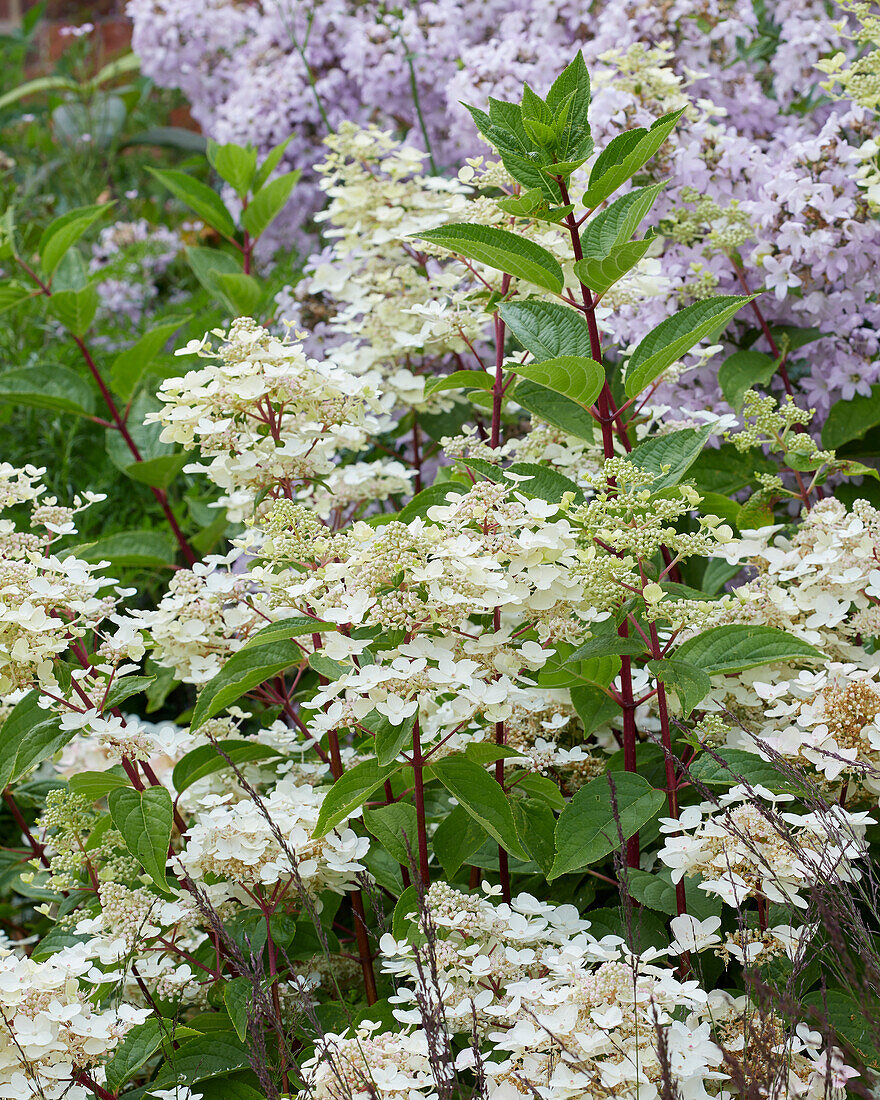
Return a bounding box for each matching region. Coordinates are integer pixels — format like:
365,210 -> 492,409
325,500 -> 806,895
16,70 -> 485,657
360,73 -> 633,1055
129,0 -> 880,411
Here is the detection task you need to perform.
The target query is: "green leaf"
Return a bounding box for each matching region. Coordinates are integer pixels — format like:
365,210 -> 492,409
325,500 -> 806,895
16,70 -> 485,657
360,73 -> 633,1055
509,354 -> 605,409
151,1033 -> 251,1086
803,991 -> 880,1071
510,797 -> 557,877
499,300 -> 592,360
464,743 -> 524,765
718,349 -> 778,409
430,755 -> 528,861
545,50 -> 592,161
241,170 -> 301,237
0,692 -> 74,789
0,280 -> 35,314
148,168 -> 236,239
237,616 -> 328,653
698,492 -> 742,530
581,182 -> 667,256
68,770 -> 131,802
496,187 -> 546,216
573,237 -> 655,296
647,657 -> 711,717
312,760 -> 402,838
207,140 -> 258,198
396,483 -> 468,523
583,109 -> 684,208
123,126 -> 208,153
361,709 -> 418,767
121,452 -> 189,490
103,675 -> 157,711
513,379 -> 595,442
624,425 -> 714,490
253,134 -> 294,192
172,740 -> 283,795
105,1016 -> 169,1092
109,318 -> 190,400
567,634 -> 645,661
433,803 -> 488,876
0,365 -> 95,417
687,747 -> 794,790
214,272 -> 264,316
424,370 -> 493,396
570,685 -> 618,734
191,640 -> 303,730
73,530 -> 175,569
675,624 -> 821,676
413,223 -> 564,292
689,443 -> 777,495
186,245 -> 243,305
822,385 -> 880,450
39,204 -> 109,278
624,296 -> 754,398
46,284 -> 98,336
363,802 -> 419,865
550,772 -> 665,879
463,456 -> 583,505
624,869 -> 721,922
108,786 -> 173,893
223,976 -> 253,1042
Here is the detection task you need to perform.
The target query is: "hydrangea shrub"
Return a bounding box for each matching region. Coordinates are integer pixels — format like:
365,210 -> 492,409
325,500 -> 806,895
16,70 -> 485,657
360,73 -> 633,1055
2,50 -> 880,1100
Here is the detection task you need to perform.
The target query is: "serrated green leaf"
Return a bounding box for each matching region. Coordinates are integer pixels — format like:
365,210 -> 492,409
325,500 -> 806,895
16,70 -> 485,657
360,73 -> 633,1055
510,797 -> 557,877
424,370 -> 493,396
39,204 -> 109,278
570,685 -> 618,734
46,284 -> 98,336
108,786 -> 173,893
121,452 -> 189,490
73,530 -> 174,568
551,772 -> 665,879
433,803 -> 487,877
647,657 -> 711,717
363,801 -> 419,865
207,140 -> 258,197
253,135 -> 294,192
0,693 -> 74,789
573,237 -> 654,296
509,354 -> 605,408
567,634 -> 645,661
237,616 -> 328,653
687,748 -> 795,791
109,317 -> 191,400
361,709 -> 417,767
0,365 -> 95,417
103,675 -> 156,711
149,167 -> 236,238
624,425 -> 714,490
513,379 -> 595,441
312,760 -> 402,838
581,182 -> 667,256
583,109 -> 684,208
414,223 -> 564,292
718,349 -> 778,409
214,272 -> 264,316
104,1016 -> 169,1091
68,770 -> 131,802
499,299 -> 593,360
822,385 -> 880,450
191,640 -> 303,729
172,740 -> 283,795
624,295 -> 754,398
625,869 -> 721,921
241,170 -> 301,238
223,976 -> 253,1042
674,624 -> 821,675
431,754 -> 529,861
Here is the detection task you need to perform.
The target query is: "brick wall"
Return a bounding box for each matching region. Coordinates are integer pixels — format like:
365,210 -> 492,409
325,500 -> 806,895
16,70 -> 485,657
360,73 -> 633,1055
1,0 -> 133,73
